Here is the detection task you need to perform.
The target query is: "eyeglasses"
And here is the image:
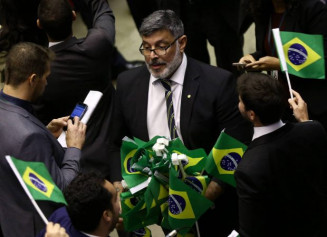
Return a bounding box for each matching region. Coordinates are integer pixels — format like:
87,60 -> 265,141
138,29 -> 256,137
139,35 -> 182,56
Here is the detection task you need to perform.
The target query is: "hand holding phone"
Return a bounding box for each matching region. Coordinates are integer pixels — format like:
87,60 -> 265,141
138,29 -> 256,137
69,103 -> 88,121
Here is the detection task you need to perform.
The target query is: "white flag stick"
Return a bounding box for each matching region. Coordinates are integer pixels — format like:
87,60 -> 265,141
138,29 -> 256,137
5,155 -> 49,225
272,28 -> 293,99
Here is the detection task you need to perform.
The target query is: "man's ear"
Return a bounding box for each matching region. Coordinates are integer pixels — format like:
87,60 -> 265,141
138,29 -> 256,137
37,19 -> 42,29
247,110 -> 256,122
103,210 -> 111,223
72,10 -> 76,21
179,35 -> 187,53
28,74 -> 38,87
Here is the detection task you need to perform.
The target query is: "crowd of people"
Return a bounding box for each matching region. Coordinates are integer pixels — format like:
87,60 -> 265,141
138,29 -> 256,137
0,0 -> 326,236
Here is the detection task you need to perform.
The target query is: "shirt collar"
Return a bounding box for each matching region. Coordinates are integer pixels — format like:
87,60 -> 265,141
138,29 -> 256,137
252,120 -> 285,140
151,53 -> 187,85
0,89 -> 34,114
49,41 -> 64,48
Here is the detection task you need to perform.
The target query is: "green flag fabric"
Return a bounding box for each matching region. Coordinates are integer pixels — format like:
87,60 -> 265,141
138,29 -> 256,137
121,138 -> 149,188
280,31 -> 325,79
205,132 -> 247,187
168,167 -> 213,235
8,156 -> 67,205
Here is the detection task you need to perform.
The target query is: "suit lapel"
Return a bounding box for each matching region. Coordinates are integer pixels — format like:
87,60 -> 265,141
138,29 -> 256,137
136,67 -> 150,140
180,58 -> 200,140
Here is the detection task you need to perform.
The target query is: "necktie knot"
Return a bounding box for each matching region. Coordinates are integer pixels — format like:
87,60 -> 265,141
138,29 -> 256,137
159,79 -> 172,92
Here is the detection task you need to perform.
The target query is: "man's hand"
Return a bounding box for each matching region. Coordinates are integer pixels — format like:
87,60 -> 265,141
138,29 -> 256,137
47,116 -> 69,138
239,54 -> 256,64
66,116 -> 86,149
205,180 -> 224,202
246,56 -> 280,71
288,90 -> 309,122
45,222 -> 68,237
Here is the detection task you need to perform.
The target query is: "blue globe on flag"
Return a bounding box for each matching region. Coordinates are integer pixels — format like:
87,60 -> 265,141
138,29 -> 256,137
184,177 -> 203,193
127,158 -> 136,173
288,43 -> 308,65
220,152 -> 242,171
29,173 -> 47,192
168,194 -> 186,215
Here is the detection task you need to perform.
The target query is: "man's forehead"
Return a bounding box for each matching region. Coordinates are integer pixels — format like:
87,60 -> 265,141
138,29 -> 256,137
141,29 -> 174,43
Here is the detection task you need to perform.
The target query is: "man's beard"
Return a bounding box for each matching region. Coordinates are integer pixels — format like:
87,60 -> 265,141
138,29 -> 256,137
146,47 -> 183,79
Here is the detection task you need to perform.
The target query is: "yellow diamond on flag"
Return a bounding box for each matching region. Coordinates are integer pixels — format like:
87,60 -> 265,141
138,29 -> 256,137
123,149 -> 143,175
22,166 -> 54,198
283,37 -> 321,72
168,189 -> 195,219
212,148 -> 244,175
158,184 -> 168,201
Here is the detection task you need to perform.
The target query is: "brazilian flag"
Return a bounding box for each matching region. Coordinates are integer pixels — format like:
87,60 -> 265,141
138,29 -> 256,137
183,175 -> 210,196
6,156 -> 67,205
168,168 -> 213,235
121,138 -> 148,188
132,227 -> 152,237
121,190 -> 159,231
205,132 -> 247,187
280,31 -> 325,79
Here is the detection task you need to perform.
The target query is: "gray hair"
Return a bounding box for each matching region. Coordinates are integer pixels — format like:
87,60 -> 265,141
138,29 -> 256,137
139,10 -> 184,37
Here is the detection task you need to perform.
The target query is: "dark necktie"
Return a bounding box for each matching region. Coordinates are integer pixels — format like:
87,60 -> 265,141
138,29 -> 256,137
160,79 -> 178,139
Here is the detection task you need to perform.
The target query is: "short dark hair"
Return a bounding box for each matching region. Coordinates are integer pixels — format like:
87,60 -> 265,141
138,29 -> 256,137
237,72 -> 287,125
139,10 -> 184,37
38,0 -> 73,41
64,172 -> 113,233
4,42 -> 54,87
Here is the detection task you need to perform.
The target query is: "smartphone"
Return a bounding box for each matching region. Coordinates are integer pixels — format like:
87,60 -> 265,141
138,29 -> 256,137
69,102 -> 88,121
232,62 -> 247,67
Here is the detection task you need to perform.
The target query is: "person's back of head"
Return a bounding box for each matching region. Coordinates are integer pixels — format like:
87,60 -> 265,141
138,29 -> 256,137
5,42 -> 53,87
139,10 -> 184,38
237,72 -> 287,125
63,172 -> 116,234
37,0 -> 73,41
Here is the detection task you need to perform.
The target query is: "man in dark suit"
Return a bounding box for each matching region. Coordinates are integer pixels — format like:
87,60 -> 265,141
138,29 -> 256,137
35,0 -> 117,182
111,10 -> 246,236
0,42 -> 86,236
235,72 -> 327,236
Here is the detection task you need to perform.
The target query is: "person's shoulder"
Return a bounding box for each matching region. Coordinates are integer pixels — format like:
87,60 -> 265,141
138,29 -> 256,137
294,120 -> 325,132
187,57 -> 232,76
116,65 -> 149,85
186,57 -> 234,85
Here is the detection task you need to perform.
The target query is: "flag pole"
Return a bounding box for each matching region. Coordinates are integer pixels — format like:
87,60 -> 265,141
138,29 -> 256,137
272,28 -> 293,99
5,155 -> 49,225
285,71 -> 294,99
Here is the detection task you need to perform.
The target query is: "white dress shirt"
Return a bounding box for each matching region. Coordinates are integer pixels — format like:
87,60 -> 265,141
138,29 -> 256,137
147,53 -> 187,142
252,120 -> 285,140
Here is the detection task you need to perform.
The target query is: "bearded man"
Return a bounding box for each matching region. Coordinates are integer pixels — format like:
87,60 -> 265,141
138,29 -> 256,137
110,10 -> 248,237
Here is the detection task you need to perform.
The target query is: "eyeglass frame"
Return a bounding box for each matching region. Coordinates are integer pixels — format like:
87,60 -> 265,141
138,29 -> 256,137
139,35 -> 183,56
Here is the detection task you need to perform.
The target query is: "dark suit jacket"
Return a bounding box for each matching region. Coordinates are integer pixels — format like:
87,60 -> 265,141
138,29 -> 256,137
34,0 -> 116,179
113,57 -> 242,155
235,122 -> 327,237
251,0 -> 327,117
111,57 -> 247,236
0,99 -> 81,237
37,207 -> 88,237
